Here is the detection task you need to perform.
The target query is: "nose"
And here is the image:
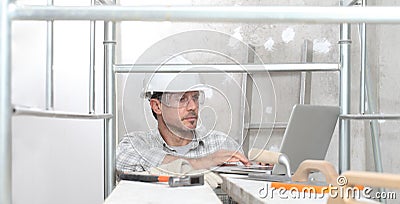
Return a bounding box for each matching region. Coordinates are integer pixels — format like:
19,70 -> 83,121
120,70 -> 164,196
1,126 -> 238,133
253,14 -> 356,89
186,97 -> 198,110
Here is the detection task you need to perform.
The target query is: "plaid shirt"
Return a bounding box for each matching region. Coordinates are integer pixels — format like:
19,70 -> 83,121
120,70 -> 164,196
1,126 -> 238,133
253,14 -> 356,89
116,128 -> 242,172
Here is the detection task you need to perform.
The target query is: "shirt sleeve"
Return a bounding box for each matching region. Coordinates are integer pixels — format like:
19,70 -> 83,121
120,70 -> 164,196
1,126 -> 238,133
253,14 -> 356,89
203,130 -> 244,154
219,134 -> 244,154
116,132 -> 167,172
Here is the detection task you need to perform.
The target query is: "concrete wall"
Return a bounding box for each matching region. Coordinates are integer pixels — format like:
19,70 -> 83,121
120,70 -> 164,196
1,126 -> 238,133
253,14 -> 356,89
365,0 -> 400,176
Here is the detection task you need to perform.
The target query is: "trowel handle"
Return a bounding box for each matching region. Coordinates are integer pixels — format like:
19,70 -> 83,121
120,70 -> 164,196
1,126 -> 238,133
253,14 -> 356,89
291,160 -> 338,185
333,171 -> 400,204
342,171 -> 400,189
248,149 -> 292,177
248,148 -> 280,164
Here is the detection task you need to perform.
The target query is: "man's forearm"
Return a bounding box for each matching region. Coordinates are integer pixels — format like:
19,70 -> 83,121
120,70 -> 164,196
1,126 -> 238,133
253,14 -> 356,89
162,150 -> 249,170
162,155 -> 208,170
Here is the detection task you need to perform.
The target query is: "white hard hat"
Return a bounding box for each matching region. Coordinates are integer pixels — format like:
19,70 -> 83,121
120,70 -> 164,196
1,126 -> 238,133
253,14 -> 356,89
141,73 -> 205,99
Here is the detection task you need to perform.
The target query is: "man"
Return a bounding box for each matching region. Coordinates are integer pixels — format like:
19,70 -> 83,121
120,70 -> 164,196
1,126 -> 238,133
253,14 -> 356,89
116,73 -> 250,174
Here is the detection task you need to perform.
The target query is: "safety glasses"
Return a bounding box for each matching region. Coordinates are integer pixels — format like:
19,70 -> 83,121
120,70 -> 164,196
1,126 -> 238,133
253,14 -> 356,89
160,91 -> 205,108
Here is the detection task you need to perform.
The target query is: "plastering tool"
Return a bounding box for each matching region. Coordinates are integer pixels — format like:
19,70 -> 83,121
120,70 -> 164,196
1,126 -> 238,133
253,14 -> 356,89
248,148 -> 292,178
119,173 -> 204,187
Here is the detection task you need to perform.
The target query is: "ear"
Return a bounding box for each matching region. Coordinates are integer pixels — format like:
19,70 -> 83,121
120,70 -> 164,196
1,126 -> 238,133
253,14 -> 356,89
150,99 -> 162,115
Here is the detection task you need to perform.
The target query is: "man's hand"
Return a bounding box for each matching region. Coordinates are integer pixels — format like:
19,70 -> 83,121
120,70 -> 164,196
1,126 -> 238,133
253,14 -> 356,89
188,150 -> 251,169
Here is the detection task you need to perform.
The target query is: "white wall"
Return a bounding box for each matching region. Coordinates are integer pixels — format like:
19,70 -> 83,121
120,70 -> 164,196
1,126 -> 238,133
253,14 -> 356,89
12,1 -> 105,204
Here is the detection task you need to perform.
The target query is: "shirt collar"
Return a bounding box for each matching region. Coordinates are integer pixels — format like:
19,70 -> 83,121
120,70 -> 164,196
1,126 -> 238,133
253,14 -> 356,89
152,129 -> 204,152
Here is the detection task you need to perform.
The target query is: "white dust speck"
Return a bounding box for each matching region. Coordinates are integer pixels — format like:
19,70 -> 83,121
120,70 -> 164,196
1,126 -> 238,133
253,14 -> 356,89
263,37 -> 275,51
281,27 -> 295,43
313,38 -> 332,54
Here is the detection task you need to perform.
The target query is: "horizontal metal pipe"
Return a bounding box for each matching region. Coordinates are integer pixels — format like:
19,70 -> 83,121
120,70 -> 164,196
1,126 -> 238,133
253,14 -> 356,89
340,114 -> 400,120
114,63 -> 339,73
9,5 -> 400,24
13,105 -> 112,119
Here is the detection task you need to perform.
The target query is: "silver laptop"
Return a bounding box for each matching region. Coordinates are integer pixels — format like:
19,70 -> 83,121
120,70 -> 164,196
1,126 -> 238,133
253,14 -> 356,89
213,104 -> 339,175
272,104 -> 339,175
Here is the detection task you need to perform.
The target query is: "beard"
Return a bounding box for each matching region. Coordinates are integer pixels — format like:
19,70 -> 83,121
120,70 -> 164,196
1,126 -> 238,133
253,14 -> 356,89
181,111 -> 198,127
162,111 -> 197,139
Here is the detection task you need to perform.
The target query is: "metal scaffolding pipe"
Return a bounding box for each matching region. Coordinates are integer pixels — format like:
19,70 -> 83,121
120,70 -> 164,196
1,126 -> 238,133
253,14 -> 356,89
358,0 -> 384,174
365,70 -> 385,171
12,105 -> 112,119
46,0 -> 54,110
339,0 -> 352,173
0,0 -> 12,203
8,5 -> 400,24
104,20 -> 116,198
359,24 -> 366,114
299,40 -> 313,104
89,0 -> 96,114
341,114 -> 400,120
114,63 -> 339,73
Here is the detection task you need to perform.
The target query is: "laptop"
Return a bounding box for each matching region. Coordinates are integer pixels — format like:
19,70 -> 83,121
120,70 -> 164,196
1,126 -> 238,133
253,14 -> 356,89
213,104 -> 340,175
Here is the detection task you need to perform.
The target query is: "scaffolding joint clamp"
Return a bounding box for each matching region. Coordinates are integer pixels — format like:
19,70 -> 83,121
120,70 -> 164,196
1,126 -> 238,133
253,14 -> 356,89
103,40 -> 116,44
338,40 -> 352,44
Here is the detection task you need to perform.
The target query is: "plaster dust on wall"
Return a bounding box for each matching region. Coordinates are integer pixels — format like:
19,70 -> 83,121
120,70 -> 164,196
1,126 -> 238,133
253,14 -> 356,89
281,27 -> 296,43
313,38 -> 332,54
264,37 -> 275,51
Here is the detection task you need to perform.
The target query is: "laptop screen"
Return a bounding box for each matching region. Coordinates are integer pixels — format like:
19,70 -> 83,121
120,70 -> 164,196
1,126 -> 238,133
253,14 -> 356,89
272,104 -> 339,175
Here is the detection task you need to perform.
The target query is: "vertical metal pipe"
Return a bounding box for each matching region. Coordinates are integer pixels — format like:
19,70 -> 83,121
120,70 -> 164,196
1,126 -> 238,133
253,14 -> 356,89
359,0 -> 366,114
89,0 -> 96,114
364,54 -> 386,203
103,21 -> 116,198
359,0 -> 383,174
358,0 -> 381,171
369,122 -> 383,172
339,0 -> 352,174
366,84 -> 384,174
339,21 -> 352,174
299,40 -> 313,104
46,0 -> 54,110
0,0 -> 12,203
358,1 -> 384,200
